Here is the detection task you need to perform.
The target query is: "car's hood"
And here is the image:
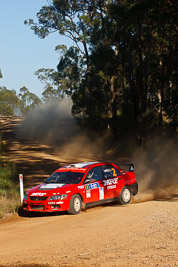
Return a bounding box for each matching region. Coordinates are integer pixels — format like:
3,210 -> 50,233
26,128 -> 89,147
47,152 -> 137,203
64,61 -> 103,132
39,183 -> 66,190
27,183 -> 74,196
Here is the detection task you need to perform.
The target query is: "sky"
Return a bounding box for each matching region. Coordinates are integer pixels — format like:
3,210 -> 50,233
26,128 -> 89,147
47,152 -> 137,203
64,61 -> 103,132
0,0 -> 70,98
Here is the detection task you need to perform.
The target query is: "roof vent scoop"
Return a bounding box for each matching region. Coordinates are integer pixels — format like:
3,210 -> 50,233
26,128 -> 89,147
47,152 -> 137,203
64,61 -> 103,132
68,164 -> 76,168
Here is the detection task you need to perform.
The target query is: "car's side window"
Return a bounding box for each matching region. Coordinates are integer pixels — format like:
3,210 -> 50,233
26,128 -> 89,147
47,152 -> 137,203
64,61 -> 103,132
101,166 -> 120,179
83,167 -> 102,184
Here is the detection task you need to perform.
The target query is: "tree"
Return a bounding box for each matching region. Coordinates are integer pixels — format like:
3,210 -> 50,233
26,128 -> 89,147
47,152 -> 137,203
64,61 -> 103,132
26,0 -> 178,141
0,87 -> 19,116
18,86 -> 41,114
0,69 -> 2,79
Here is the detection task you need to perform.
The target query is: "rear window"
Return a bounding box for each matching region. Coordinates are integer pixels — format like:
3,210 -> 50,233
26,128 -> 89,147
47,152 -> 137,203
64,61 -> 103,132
101,166 -> 120,179
45,171 -> 84,184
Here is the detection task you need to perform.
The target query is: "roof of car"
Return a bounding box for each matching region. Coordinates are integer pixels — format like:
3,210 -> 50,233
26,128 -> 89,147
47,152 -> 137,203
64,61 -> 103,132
56,162 -> 101,172
66,162 -> 100,168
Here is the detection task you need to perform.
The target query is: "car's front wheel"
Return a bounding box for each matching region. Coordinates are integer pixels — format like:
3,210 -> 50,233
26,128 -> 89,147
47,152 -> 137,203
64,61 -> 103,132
68,194 -> 82,215
118,186 -> 131,205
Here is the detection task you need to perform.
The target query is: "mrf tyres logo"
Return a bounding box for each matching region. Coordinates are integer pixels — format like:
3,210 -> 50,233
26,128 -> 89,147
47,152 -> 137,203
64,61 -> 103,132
31,192 -> 47,196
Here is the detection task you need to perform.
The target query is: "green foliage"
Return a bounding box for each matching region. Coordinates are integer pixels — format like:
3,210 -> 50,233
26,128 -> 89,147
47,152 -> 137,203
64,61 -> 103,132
0,135 -> 20,218
0,156 -> 20,218
0,87 -> 19,116
0,69 -> 2,79
55,44 -> 67,54
18,86 -> 41,114
0,86 -> 41,116
35,68 -> 64,101
0,162 -> 17,194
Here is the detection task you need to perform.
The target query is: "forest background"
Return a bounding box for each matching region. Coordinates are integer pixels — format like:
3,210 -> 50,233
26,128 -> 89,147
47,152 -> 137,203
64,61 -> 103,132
0,0 -> 177,149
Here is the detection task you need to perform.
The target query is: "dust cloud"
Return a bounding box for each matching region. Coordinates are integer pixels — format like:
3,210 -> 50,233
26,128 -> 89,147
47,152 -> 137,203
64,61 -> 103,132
132,139 -> 178,202
17,99 -> 178,201
16,98 -> 111,161
17,98 -> 79,144
56,133 -> 114,162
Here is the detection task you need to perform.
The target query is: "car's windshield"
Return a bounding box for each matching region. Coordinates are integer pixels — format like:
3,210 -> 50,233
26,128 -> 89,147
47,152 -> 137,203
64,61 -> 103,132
45,171 -> 84,185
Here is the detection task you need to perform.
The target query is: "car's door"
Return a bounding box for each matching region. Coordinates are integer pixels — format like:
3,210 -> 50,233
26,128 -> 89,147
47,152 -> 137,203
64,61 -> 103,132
83,166 -> 104,203
100,165 -> 123,199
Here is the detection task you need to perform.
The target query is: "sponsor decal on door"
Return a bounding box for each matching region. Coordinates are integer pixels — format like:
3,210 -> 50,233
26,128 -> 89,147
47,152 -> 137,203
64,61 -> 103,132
99,187 -> 104,200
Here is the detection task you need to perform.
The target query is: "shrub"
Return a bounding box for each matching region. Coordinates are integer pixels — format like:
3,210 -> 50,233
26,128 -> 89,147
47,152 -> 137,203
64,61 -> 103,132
0,157 -> 20,218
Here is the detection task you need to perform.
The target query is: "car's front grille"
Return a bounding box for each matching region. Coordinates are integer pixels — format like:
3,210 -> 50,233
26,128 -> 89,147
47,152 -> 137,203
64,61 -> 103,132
30,205 -> 44,210
29,196 -> 48,201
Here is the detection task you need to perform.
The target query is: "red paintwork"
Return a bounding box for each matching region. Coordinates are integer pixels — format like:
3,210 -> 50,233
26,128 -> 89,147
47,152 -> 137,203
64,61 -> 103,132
23,162 -> 137,213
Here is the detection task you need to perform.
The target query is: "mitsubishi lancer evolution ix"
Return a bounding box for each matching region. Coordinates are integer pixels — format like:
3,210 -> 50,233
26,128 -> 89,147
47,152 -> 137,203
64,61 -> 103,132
23,162 -> 138,215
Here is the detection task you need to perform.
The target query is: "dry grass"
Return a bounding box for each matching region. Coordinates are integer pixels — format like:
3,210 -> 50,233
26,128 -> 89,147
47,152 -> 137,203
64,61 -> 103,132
0,194 -> 20,219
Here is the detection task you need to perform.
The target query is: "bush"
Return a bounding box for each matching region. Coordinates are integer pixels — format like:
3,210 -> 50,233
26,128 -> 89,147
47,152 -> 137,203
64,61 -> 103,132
0,158 -> 20,218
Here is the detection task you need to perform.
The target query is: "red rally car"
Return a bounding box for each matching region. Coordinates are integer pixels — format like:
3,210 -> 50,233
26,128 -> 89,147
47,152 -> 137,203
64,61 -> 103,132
23,162 -> 138,215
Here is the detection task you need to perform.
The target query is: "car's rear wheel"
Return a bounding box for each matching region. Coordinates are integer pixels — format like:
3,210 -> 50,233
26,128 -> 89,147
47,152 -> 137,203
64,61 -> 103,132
118,186 -> 131,205
68,194 -> 82,215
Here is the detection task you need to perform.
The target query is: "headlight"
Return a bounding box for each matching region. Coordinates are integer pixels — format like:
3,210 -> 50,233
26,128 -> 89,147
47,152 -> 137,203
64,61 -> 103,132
24,194 -> 28,200
49,194 -> 67,201
49,195 -> 61,200
61,194 -> 68,200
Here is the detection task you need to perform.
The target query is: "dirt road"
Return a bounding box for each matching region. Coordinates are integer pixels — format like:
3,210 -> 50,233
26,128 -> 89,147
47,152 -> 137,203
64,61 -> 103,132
0,117 -> 178,267
0,200 -> 178,267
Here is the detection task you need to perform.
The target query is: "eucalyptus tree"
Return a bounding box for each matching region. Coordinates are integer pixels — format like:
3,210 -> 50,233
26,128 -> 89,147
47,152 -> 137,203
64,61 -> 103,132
107,0 -> 177,136
25,1 -> 118,130
18,86 -> 41,114
25,0 -> 177,139
0,87 -> 19,116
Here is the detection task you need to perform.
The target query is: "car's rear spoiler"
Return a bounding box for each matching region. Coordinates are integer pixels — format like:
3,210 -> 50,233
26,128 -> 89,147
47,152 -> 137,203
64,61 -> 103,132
116,163 -> 134,172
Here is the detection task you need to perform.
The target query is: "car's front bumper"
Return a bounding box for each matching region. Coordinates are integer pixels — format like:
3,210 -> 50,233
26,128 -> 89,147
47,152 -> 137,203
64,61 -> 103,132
23,200 -> 69,212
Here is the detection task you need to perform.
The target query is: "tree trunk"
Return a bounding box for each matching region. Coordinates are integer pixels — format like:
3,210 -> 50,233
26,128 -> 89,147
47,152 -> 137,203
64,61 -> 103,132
158,59 -> 165,127
138,21 -> 144,112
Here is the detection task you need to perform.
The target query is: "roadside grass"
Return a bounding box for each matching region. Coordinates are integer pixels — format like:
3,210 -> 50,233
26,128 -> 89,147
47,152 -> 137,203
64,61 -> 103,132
0,138 -> 20,218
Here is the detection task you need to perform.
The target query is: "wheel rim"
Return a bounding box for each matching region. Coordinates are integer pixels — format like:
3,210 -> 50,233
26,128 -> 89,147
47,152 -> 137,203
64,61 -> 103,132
74,197 -> 81,212
122,188 -> 131,202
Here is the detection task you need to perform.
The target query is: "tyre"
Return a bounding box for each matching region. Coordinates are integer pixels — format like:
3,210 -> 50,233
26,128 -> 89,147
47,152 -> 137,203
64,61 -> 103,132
68,194 -> 82,215
118,186 -> 131,205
